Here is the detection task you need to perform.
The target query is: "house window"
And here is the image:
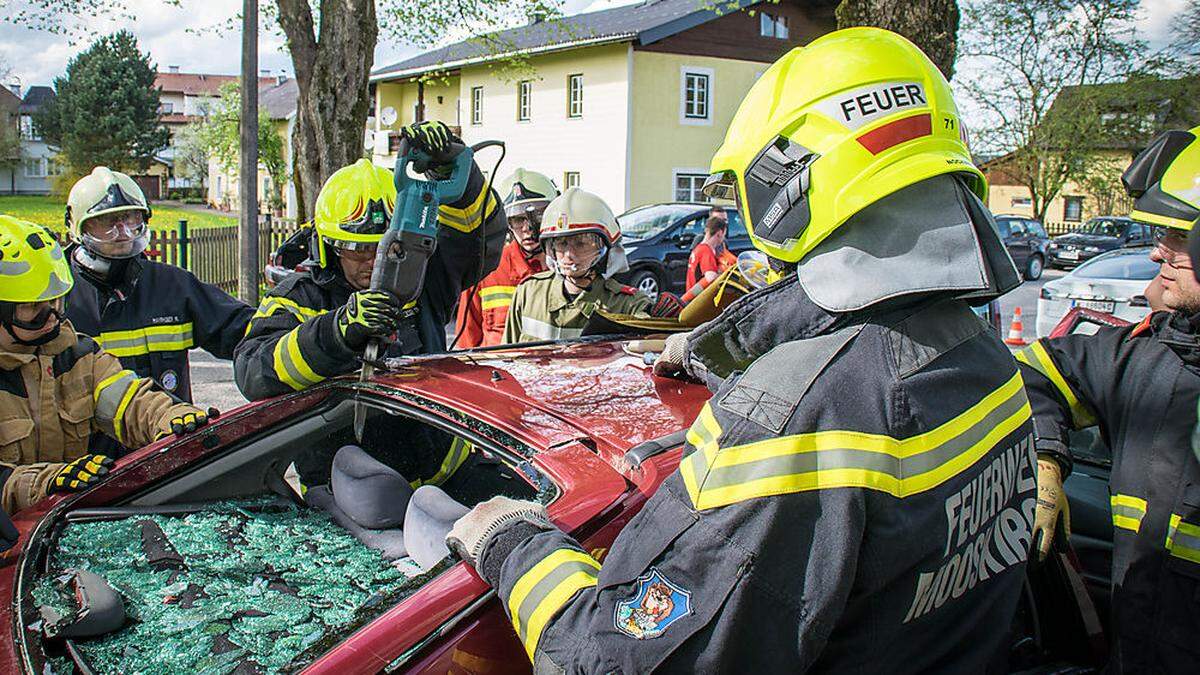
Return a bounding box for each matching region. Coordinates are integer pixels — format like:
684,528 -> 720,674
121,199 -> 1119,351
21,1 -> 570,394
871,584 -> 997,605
674,172 -> 709,202
680,68 -> 713,124
19,115 -> 38,141
760,13 -> 789,39
517,80 -> 532,121
567,74 -> 583,118
159,101 -> 174,115
1011,196 -> 1032,208
22,158 -> 46,178
47,159 -> 62,177
564,171 -> 580,189
1064,196 -> 1084,222
471,86 -> 483,125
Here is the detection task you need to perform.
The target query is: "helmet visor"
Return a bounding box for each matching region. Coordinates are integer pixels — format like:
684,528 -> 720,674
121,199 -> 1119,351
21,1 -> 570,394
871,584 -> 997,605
504,199 -> 551,228
338,199 -> 392,236
702,171 -> 740,204
546,232 -> 606,277
80,211 -> 149,259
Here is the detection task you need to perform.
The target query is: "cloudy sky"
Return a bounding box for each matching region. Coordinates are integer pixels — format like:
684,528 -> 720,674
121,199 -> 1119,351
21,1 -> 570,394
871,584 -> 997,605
0,0 -> 1189,90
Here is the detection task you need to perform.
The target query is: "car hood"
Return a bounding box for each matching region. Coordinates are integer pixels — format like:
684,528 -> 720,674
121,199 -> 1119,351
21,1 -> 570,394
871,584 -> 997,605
371,340 -> 709,470
1054,233 -> 1120,247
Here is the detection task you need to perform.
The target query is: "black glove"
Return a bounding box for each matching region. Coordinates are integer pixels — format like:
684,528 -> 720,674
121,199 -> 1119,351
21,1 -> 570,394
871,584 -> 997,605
337,289 -> 403,351
401,120 -> 459,160
50,454 -> 114,493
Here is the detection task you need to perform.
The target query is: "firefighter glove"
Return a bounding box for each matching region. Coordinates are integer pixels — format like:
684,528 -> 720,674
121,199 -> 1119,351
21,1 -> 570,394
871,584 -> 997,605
169,409 -> 210,437
446,495 -> 553,570
1033,456 -> 1071,561
337,289 -> 403,351
50,455 -> 114,493
402,121 -> 457,159
650,291 -> 685,318
653,331 -> 695,380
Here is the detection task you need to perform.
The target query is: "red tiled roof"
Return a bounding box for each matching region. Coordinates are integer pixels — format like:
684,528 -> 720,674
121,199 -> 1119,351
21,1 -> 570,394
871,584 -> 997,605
155,72 -> 276,96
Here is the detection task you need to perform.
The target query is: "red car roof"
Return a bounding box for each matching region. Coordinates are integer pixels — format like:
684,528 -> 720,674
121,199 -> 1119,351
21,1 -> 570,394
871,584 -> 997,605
371,339 -> 710,469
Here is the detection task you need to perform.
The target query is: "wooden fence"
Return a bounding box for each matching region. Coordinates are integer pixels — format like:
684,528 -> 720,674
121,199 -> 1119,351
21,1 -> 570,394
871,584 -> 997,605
56,216 -> 303,295
1044,221 -> 1080,236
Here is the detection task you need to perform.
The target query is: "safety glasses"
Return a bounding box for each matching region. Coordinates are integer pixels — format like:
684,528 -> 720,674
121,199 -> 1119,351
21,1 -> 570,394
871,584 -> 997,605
84,211 -> 147,242
1153,225 -> 1189,254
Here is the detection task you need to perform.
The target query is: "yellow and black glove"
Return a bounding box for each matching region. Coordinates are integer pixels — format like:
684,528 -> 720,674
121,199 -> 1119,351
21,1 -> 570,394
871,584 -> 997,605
337,289 -> 403,351
1033,455 -> 1070,561
401,120 -> 456,158
169,409 -> 211,437
50,455 -> 114,493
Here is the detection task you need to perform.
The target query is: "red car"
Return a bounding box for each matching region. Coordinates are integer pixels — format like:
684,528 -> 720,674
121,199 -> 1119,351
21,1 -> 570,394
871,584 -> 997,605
0,338 -> 1100,673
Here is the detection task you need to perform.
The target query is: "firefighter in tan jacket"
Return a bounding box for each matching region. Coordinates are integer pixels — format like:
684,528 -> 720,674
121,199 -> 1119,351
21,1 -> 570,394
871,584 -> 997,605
0,215 -> 208,513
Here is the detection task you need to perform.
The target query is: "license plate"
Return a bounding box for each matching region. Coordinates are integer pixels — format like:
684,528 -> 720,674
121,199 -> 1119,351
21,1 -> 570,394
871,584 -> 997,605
1073,299 -> 1115,313
1060,250 -> 1079,260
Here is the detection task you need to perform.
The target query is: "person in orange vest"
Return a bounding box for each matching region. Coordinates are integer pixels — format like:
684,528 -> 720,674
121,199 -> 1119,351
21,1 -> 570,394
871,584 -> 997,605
681,215 -> 737,303
454,169 -> 558,348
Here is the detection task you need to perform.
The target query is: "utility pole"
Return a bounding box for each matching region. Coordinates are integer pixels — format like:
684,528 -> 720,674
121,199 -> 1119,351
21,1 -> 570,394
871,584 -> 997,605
238,0 -> 260,305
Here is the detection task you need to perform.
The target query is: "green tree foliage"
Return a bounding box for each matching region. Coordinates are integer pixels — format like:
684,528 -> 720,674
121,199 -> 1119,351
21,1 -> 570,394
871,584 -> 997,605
959,0 -> 1176,223
35,31 -> 169,177
195,82 -> 288,212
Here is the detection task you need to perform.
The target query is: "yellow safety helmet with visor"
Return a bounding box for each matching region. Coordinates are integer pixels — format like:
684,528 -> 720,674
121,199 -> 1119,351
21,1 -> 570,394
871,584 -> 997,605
704,27 -> 985,264
313,159 -> 397,268
1122,125 -> 1200,232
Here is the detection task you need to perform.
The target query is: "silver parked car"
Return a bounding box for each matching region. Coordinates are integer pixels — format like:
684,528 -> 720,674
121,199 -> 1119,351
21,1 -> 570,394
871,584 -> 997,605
1035,247 -> 1158,338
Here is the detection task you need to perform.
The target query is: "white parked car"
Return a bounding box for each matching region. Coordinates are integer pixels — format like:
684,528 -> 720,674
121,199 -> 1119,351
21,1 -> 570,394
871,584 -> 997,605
1035,246 -> 1158,338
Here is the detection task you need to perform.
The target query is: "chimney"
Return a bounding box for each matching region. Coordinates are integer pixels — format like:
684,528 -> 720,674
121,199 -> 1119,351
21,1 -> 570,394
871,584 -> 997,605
276,73 -> 288,85
168,65 -> 180,73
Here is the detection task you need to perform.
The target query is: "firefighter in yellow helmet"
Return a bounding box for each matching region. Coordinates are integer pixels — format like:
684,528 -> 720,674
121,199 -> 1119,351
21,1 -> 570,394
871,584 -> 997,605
234,122 -> 505,486
502,188 -> 652,343
62,167 -> 254,412
1018,127 -> 1200,673
0,215 -> 209,513
445,28 -> 1032,672
454,168 -> 556,348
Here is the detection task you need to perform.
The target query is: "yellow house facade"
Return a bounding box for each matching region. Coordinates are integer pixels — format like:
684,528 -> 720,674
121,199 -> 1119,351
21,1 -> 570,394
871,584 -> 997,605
370,0 -> 837,212
982,149 -> 1137,230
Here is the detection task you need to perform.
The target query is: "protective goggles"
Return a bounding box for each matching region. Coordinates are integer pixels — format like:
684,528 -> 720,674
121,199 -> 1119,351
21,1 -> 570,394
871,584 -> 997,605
1152,225 -> 1189,253
2,299 -> 63,331
337,199 -> 392,236
703,138 -> 818,249
324,236 -> 379,254
504,200 -> 551,230
84,210 -> 147,241
544,232 -> 607,276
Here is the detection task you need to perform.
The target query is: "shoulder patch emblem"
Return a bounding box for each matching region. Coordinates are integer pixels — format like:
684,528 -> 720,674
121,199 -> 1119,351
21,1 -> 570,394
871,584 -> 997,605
1129,312 -> 1155,339
160,369 -> 178,392
614,567 -> 692,639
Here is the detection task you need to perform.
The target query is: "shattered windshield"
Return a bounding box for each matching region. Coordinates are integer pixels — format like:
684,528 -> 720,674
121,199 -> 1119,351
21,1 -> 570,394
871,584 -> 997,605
32,498 -> 438,673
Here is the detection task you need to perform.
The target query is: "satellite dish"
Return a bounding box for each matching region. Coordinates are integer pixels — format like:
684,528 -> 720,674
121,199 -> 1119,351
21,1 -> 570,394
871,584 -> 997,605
380,106 -> 398,127
362,130 -> 375,151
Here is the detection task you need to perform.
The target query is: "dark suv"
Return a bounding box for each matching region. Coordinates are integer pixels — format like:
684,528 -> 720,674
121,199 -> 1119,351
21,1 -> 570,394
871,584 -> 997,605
1048,216 -> 1152,269
613,202 -> 753,299
995,215 -> 1052,281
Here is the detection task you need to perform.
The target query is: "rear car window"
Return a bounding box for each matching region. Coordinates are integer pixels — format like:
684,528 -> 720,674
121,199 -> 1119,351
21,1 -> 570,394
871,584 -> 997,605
1027,221 -> 1047,238
1073,251 -> 1158,280
618,205 -> 697,240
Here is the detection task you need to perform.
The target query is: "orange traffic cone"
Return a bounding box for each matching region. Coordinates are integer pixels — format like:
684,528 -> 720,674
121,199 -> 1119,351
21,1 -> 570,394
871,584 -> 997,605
1004,307 -> 1027,347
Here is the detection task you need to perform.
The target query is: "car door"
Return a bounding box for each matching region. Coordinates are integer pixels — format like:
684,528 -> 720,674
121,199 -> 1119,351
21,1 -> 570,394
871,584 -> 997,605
1064,427 -> 1114,631
662,214 -> 707,290
1125,222 -> 1150,247
997,218 -> 1029,267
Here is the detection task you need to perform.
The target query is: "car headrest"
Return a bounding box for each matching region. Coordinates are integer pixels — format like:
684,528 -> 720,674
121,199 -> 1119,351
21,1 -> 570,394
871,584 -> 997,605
331,445 -> 413,529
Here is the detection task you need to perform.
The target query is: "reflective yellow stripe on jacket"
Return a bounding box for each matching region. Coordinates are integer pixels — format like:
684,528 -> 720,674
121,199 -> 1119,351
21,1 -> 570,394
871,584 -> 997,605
439,186 -> 497,233
1015,341 -> 1097,428
252,296 -> 327,323
480,286 -> 516,311
1167,514 -> 1200,564
507,548 -> 600,660
93,369 -> 140,444
681,371 -> 1032,510
271,325 -> 324,391
1111,494 -> 1148,533
98,323 -> 194,357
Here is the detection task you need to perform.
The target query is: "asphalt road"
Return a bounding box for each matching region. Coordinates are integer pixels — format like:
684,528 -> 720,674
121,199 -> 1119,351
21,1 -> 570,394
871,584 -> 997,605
189,270 -> 1067,408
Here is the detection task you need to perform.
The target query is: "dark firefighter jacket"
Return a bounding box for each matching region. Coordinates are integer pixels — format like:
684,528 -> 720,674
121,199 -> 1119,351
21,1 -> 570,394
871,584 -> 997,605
234,162 -> 506,402
1016,310 -> 1200,674
64,252 -> 254,403
477,277 -> 1037,674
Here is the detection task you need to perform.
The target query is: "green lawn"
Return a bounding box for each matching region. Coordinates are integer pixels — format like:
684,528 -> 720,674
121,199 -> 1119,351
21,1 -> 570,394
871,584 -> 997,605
0,195 -> 236,232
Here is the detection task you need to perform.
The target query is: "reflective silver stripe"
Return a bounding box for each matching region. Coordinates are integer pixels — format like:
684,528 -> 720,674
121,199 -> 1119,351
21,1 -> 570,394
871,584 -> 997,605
514,558 -> 598,645
94,370 -> 139,426
521,316 -> 583,341
0,259 -> 31,277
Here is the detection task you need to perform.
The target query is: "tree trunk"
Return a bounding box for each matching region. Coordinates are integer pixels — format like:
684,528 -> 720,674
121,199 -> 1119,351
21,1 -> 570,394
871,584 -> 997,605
836,0 -> 960,80
277,0 -> 378,223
